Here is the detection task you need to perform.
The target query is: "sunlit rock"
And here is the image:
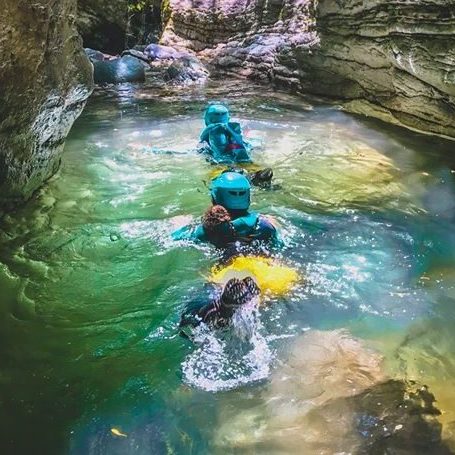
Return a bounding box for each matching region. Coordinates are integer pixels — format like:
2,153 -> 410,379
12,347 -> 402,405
162,0 -> 455,138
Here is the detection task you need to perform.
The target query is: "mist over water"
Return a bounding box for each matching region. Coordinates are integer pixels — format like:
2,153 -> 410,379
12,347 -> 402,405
1,80 -> 455,453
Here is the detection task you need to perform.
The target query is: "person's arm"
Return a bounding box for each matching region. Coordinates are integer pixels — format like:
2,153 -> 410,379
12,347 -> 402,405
171,224 -> 207,242
200,125 -> 213,143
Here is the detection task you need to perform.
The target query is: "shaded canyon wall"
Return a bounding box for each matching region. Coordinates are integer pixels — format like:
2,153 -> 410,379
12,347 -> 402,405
162,0 -> 455,139
77,0 -> 163,53
0,0 -> 93,213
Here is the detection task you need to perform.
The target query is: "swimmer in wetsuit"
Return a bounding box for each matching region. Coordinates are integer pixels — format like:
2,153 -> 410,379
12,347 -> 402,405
172,172 -> 283,250
199,104 -> 274,188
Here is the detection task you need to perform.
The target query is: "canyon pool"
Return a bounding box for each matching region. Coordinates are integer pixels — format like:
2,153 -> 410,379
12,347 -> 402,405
1,80 -> 455,454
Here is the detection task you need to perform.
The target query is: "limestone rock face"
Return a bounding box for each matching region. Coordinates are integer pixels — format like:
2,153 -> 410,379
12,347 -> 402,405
0,0 -> 93,213
162,0 -> 455,139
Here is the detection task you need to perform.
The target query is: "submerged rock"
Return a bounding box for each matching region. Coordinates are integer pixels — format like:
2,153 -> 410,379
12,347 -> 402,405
0,0 -> 93,214
215,330 -> 449,453
162,0 -> 455,139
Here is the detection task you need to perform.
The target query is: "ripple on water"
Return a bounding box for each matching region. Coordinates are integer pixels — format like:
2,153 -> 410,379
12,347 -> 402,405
1,81 -> 455,453
182,303 -> 273,392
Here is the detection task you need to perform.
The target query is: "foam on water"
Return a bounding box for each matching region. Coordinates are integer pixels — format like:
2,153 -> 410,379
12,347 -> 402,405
182,299 -> 273,392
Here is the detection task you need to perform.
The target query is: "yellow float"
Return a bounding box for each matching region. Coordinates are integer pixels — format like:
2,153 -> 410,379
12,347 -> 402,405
210,256 -> 300,296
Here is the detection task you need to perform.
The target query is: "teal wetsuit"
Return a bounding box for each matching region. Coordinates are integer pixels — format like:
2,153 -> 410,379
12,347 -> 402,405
200,122 -> 252,164
172,211 -> 283,248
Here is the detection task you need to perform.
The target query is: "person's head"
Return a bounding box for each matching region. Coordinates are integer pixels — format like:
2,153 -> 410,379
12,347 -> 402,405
220,277 -> 260,311
210,171 -> 251,212
204,104 -> 230,126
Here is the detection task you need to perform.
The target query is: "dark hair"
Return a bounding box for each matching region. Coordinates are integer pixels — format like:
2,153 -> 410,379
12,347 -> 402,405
202,205 -> 236,246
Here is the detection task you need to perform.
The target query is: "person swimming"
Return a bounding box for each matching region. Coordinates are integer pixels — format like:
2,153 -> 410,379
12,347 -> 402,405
180,276 -> 261,331
200,104 -> 251,164
172,171 -> 283,250
199,104 -> 274,188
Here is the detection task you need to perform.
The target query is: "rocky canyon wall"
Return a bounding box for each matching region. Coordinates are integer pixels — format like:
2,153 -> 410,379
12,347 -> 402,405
0,0 -> 93,213
162,0 -> 455,139
77,0 -> 163,53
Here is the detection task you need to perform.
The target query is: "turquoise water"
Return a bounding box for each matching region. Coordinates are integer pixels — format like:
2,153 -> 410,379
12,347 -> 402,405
1,80 -> 455,453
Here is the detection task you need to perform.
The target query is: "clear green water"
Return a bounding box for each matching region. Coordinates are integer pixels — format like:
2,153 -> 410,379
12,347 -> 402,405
1,80 -> 455,453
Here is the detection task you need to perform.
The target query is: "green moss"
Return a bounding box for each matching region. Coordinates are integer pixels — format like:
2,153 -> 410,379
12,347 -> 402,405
161,0 -> 172,26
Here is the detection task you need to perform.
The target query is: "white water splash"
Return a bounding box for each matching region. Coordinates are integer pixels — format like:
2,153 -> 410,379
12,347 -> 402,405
182,300 -> 273,392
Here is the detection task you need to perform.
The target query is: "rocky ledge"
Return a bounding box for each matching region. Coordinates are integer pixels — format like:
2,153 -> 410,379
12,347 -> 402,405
162,0 -> 455,139
0,0 -> 93,214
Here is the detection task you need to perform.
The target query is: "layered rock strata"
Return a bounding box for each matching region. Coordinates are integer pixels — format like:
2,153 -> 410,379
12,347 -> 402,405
0,0 -> 93,213
162,0 -> 455,139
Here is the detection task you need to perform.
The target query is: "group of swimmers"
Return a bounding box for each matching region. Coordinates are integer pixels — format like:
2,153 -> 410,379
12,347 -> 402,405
172,104 -> 284,331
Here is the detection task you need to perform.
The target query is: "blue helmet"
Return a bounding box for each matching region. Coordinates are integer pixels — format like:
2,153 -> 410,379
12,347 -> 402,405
210,172 -> 251,211
204,104 -> 230,126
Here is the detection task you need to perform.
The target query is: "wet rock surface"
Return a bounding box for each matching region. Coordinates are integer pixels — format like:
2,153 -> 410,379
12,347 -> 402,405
0,0 -> 93,214
162,0 -> 455,139
164,56 -> 209,84
85,44 -> 208,86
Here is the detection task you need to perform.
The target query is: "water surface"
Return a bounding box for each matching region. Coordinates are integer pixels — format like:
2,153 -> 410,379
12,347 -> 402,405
1,80 -> 455,453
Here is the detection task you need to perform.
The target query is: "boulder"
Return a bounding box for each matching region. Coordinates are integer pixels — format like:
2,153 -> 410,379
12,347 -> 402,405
121,49 -> 149,63
85,48 -> 109,61
164,56 -> 209,84
144,43 -> 187,60
0,0 -> 93,213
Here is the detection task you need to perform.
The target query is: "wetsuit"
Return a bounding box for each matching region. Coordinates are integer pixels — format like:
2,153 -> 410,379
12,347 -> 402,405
199,122 -> 252,164
172,210 -> 283,249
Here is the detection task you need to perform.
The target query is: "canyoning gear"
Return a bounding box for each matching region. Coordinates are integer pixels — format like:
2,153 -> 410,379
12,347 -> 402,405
210,172 -> 251,211
179,277 -> 260,330
204,104 -> 230,126
200,104 -> 252,164
171,211 -> 283,249
200,123 -> 252,163
210,256 -> 299,297
250,168 -> 273,188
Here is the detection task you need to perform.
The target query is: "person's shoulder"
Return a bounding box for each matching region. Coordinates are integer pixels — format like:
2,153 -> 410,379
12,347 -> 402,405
257,215 -> 279,235
233,211 -> 259,226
